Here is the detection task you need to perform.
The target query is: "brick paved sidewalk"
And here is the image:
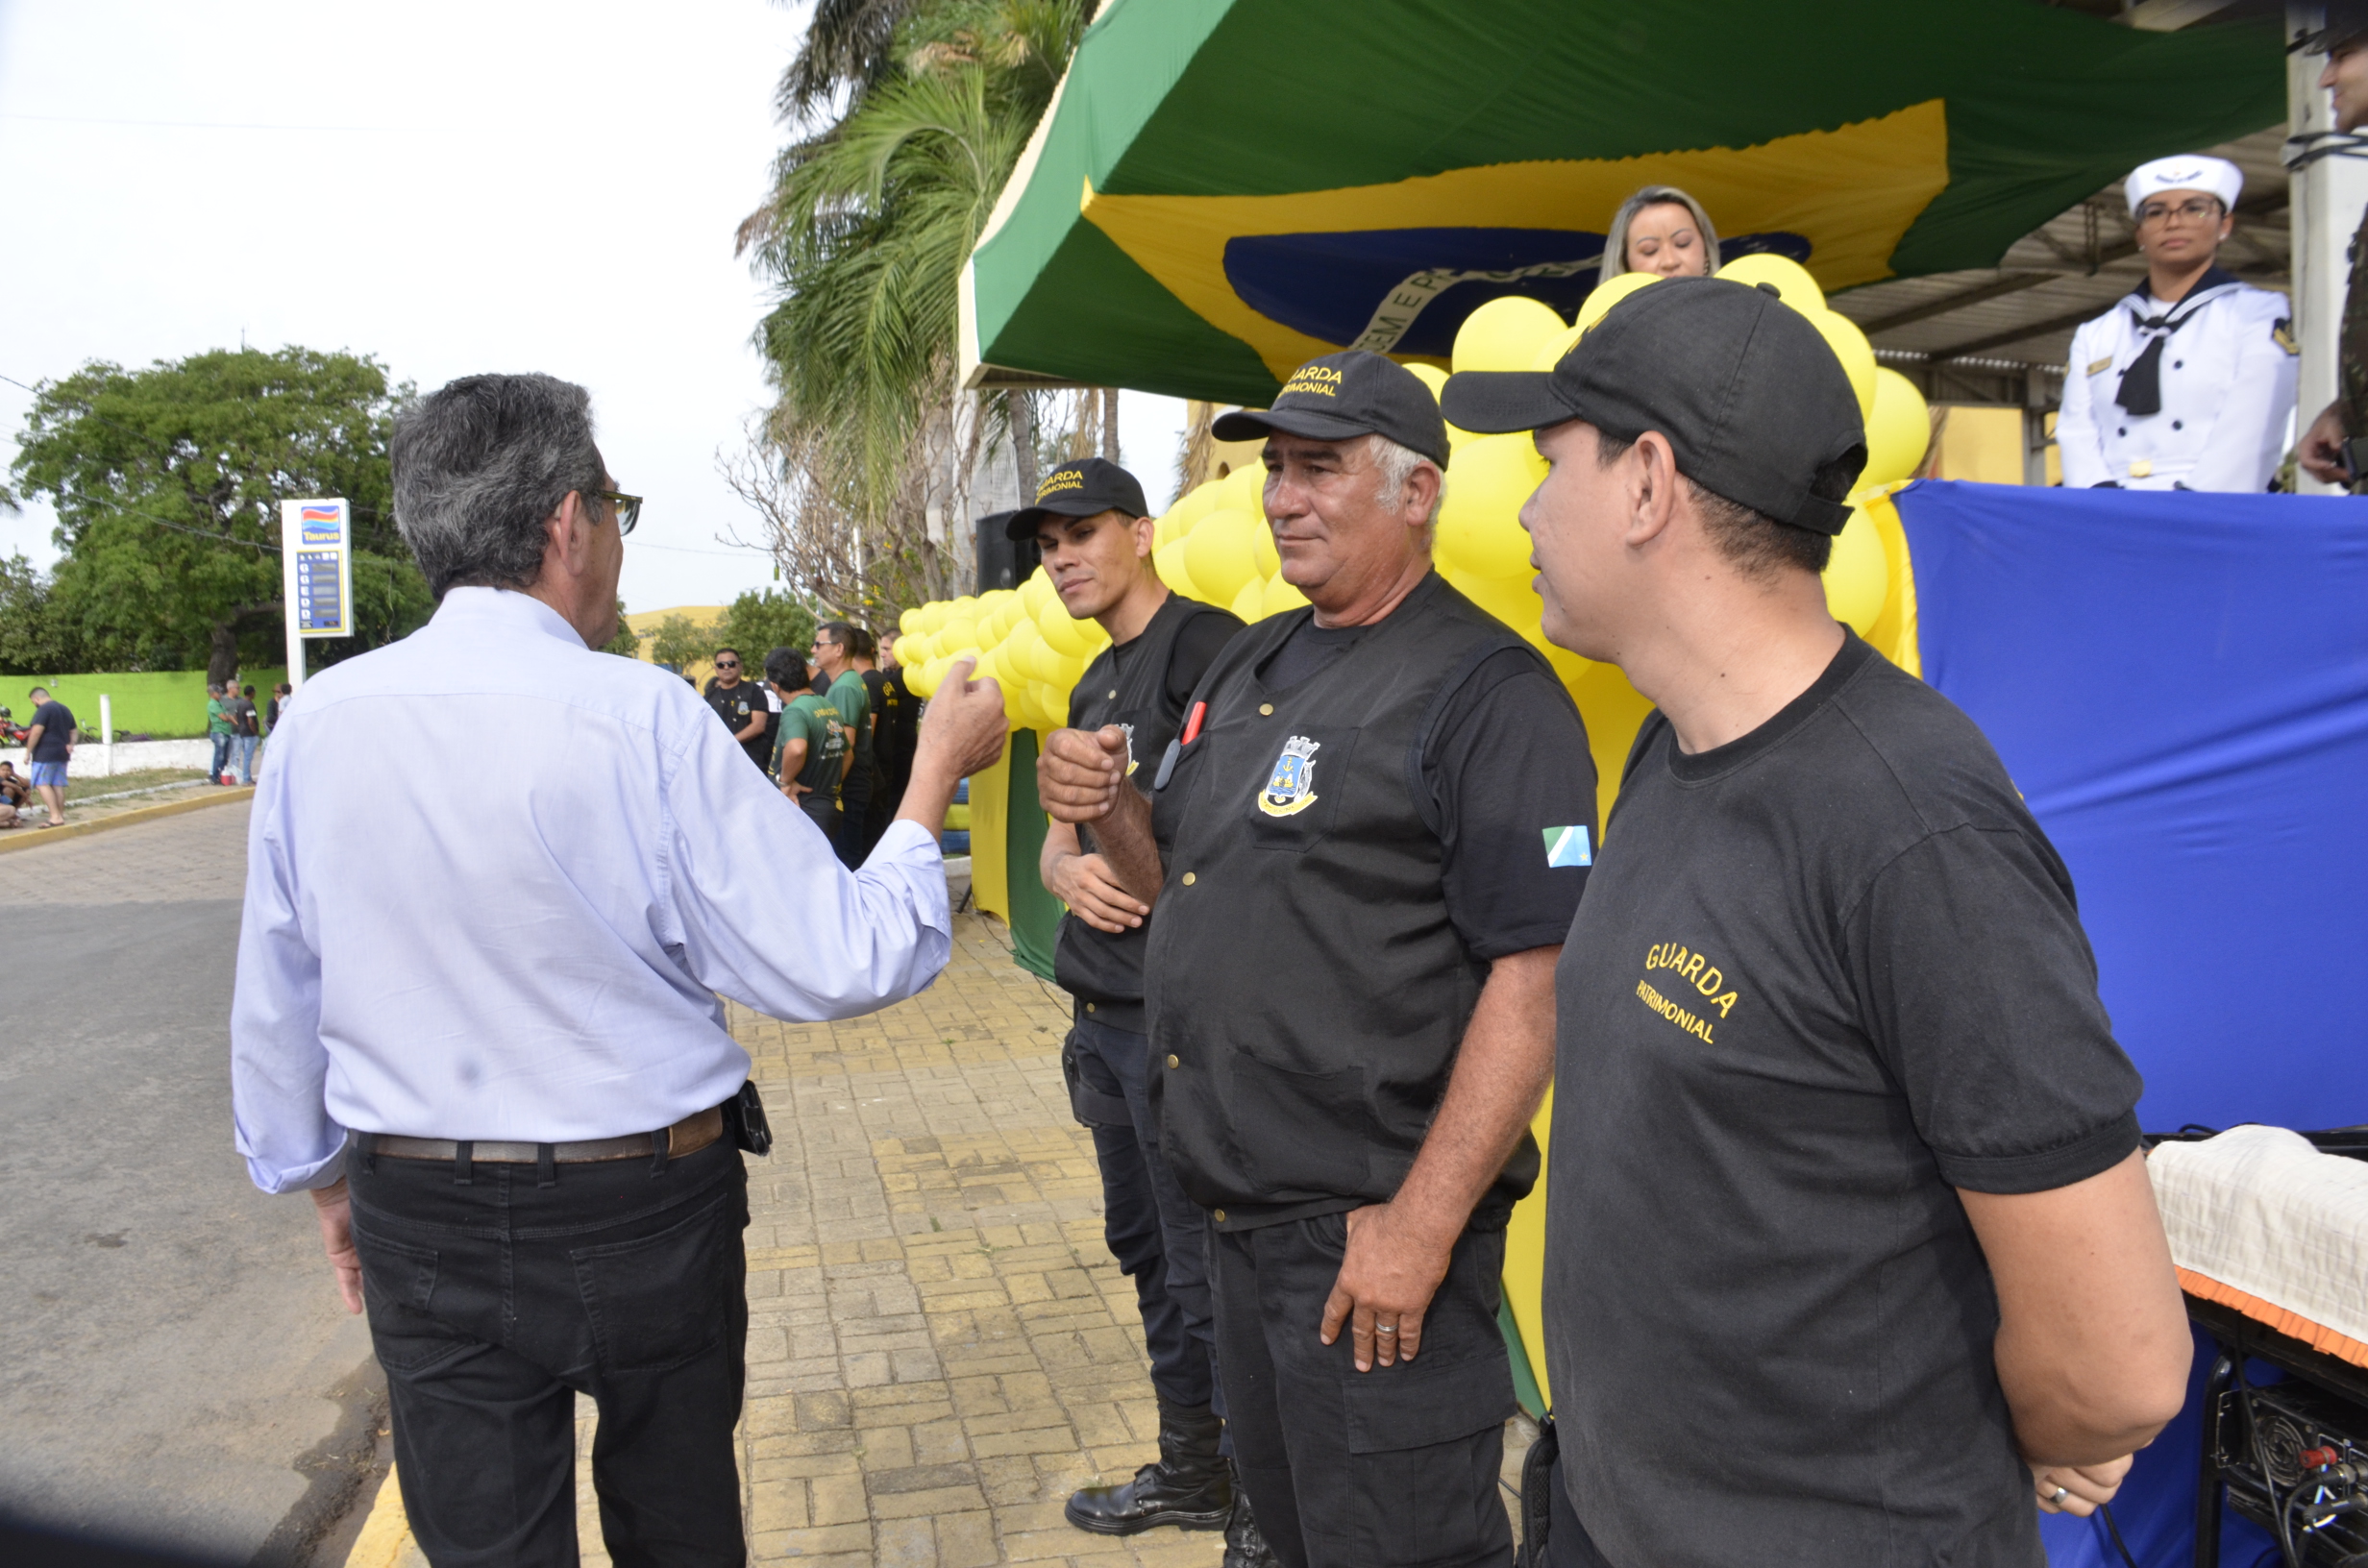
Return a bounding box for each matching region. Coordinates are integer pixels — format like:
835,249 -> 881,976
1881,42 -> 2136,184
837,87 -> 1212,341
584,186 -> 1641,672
357,906 -> 1225,1567
352,900 -> 1535,1566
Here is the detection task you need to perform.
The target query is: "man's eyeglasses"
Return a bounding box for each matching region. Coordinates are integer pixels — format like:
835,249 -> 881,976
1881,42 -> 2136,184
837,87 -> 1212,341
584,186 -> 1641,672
2136,198 -> 2222,227
592,489 -> 642,536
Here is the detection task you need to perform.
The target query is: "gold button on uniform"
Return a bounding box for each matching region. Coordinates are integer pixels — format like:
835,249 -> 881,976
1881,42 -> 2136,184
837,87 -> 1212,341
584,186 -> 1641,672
1108,689 -> 1118,699
1214,1210 -> 1227,1222
1182,871 -> 1196,885
1085,1003 -> 1096,1013
1259,703 -> 1274,716
1166,1054 -> 1180,1068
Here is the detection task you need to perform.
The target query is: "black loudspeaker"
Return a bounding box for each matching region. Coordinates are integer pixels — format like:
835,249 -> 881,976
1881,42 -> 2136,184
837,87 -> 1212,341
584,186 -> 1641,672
976,521 -> 1040,595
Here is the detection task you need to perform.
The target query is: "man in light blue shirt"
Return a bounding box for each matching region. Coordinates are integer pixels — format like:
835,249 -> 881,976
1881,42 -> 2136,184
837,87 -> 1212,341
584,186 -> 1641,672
232,373 -> 1005,1566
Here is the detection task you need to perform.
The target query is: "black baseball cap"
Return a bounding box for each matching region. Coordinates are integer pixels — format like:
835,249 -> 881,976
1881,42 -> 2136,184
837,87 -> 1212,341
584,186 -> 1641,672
1441,276 -> 1865,535
1005,457 -> 1149,539
1212,350 -> 1451,468
2295,1 -> 2368,51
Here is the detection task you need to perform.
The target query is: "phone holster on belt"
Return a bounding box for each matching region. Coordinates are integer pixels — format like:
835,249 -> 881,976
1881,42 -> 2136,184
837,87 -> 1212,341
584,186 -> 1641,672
724,1080 -> 774,1157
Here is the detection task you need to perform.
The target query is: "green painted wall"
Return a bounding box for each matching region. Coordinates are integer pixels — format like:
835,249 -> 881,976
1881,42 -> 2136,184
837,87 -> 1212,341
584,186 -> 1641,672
10,669 -> 289,739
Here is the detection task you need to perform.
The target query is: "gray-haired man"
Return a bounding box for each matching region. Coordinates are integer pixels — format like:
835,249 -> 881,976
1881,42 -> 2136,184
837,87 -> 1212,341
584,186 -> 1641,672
233,373 -> 1008,1565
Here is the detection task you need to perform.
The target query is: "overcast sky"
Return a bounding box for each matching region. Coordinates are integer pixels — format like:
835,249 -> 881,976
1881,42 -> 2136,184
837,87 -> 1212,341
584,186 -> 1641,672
0,0 -> 1185,617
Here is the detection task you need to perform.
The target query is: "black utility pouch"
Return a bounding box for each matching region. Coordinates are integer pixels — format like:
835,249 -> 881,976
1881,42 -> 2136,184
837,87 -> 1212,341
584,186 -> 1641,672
1061,1025 -> 1132,1129
1516,1413 -> 1558,1568
725,1080 -> 774,1157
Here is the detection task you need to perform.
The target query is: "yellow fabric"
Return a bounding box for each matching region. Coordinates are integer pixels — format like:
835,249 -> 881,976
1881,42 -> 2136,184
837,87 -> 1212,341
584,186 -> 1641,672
967,744 -> 1013,922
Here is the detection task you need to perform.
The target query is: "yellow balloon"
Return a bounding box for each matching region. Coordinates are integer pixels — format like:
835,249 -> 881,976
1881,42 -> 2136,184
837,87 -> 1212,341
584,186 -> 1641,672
1822,508 -> 1888,633
1574,272 -> 1659,334
1154,536 -> 1201,600
915,601 -> 949,635
1452,295 -> 1566,375
937,617 -> 978,655
897,633 -> 934,669
1156,480 -> 1221,549
1263,573 -> 1311,618
1435,434 -> 1545,580
1403,362 -> 1448,401
1019,568 -> 1054,614
1002,618 -> 1051,683
1529,322 -> 1584,372
1714,253 -> 1826,313
1229,576 -> 1266,624
900,607 -> 925,636
1185,507 -> 1261,607
1038,595 -> 1094,657
1251,515 -> 1280,578
1810,309 -> 1877,421
1863,367 -> 1931,486
1221,458 -> 1267,520
1453,568 -> 1543,634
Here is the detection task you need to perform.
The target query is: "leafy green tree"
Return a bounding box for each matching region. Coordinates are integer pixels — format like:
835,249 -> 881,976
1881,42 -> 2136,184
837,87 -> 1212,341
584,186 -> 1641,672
601,600 -> 643,657
739,0 -> 1091,522
717,588 -> 818,669
8,347 -> 431,682
648,613 -> 720,673
0,551 -> 79,674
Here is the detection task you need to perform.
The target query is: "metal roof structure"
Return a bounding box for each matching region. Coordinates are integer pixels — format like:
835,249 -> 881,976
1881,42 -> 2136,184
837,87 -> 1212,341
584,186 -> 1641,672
1838,126 -> 2290,407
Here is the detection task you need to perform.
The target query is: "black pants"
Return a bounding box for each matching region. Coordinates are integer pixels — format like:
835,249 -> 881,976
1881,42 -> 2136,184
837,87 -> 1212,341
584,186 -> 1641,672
864,760 -> 906,853
796,791 -> 837,839
1069,1016 -> 1220,1413
1543,1453 -> 1611,1568
833,765 -> 872,869
347,1134 -> 750,1567
1213,1215 -> 1517,1568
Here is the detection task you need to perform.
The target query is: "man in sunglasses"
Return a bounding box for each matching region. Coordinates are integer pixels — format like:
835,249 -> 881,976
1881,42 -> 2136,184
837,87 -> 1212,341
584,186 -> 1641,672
703,646 -> 771,772
232,373 -> 1008,1566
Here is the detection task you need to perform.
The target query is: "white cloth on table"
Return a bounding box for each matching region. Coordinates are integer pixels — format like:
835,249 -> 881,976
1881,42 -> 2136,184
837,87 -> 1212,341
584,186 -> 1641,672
2149,1124 -> 2368,1349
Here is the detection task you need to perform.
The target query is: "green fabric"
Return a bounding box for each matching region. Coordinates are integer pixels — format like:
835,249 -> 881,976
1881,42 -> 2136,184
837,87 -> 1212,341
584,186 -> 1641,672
1003,730 -> 1062,983
778,694 -> 846,795
1498,1295 -> 1546,1421
826,671 -> 873,763
206,698 -> 232,736
970,0 -> 2283,404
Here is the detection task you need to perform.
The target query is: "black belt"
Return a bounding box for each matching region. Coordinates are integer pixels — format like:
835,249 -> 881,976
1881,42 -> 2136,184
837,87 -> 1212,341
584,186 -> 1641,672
357,1105 -> 725,1165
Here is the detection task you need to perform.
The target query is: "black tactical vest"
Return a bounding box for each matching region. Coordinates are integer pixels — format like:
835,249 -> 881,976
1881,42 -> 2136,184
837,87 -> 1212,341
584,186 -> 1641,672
1145,573 -> 1544,1229
1053,592 -> 1240,1030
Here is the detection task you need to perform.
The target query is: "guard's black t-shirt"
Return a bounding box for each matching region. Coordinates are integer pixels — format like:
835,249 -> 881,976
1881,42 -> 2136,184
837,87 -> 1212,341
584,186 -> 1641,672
1255,617 -> 1591,958
1544,632 -> 2142,1568
703,679 -> 770,771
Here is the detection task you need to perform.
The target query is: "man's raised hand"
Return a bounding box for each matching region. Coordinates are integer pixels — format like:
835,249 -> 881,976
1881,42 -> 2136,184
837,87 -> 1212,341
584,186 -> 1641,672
1038,726 -> 1129,824
915,657 -> 1009,780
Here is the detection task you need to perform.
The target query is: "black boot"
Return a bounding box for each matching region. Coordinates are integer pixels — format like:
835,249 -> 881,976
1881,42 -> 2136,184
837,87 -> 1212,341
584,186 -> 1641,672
1064,1396 -> 1232,1534
1223,1463 -> 1283,1568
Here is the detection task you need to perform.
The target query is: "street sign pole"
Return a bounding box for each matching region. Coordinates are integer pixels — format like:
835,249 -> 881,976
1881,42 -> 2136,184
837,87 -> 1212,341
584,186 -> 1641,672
280,498 -> 353,692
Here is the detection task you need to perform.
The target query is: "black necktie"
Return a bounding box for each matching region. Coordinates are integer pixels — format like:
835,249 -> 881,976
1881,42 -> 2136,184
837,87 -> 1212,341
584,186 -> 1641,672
2115,293 -> 2215,416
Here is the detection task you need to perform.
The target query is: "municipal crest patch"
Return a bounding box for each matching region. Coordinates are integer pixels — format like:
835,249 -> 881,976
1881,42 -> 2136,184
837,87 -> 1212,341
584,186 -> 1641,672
1258,734 -> 1321,818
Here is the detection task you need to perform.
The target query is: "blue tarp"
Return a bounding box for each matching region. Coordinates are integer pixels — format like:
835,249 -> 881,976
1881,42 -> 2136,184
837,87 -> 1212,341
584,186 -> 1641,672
1896,478 -> 2368,1567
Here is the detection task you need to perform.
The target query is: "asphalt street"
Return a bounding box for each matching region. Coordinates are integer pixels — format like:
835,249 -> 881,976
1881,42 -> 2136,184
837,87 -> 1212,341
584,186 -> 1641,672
0,803 -> 378,1565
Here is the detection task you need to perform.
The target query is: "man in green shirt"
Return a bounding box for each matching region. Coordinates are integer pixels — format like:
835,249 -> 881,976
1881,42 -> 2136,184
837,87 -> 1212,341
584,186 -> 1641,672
767,649 -> 845,839
810,621 -> 874,868
206,682 -> 235,784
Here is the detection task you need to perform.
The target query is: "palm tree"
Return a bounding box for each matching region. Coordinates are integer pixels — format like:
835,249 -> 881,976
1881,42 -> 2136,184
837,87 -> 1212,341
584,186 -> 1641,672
737,0 -> 1093,617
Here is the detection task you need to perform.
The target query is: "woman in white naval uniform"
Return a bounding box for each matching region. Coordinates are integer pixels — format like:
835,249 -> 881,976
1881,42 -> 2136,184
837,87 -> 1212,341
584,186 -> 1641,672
2057,155 -> 2297,491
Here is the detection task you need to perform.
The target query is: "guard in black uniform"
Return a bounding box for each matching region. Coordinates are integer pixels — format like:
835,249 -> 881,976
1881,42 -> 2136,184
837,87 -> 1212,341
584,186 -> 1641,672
1040,355 -> 1597,1568
1011,459 -> 1260,1555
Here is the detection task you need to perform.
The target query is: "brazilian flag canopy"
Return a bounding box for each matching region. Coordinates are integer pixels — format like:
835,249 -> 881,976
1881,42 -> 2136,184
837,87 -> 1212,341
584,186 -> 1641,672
964,0 -> 2284,403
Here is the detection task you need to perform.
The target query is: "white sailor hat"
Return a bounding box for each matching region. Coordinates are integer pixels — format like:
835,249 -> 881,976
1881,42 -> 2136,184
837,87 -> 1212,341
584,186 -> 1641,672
2125,155 -> 2242,215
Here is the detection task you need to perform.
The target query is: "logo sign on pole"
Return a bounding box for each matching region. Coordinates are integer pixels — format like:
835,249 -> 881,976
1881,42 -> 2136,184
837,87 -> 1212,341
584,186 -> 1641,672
281,498 -> 353,639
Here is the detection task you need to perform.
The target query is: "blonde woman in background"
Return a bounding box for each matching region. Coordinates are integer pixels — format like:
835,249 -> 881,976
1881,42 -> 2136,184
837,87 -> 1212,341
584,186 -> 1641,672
1601,185 -> 1720,280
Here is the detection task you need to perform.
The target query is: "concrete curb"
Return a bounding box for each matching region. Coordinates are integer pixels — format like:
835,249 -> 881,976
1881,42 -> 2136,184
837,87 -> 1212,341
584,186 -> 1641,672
343,1466 -> 412,1568
0,784 -> 253,854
